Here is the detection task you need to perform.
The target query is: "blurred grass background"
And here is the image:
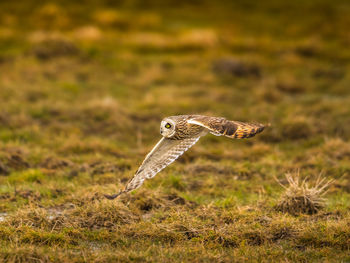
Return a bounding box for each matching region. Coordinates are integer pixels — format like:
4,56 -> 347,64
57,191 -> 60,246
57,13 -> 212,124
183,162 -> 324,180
0,0 -> 350,262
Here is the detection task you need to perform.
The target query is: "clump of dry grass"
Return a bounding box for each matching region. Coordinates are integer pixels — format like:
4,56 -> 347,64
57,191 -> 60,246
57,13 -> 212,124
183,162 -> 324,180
276,172 -> 333,215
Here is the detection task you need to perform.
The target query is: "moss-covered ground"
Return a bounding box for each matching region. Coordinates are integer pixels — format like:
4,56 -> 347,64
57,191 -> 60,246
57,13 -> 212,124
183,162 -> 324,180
0,0 -> 350,262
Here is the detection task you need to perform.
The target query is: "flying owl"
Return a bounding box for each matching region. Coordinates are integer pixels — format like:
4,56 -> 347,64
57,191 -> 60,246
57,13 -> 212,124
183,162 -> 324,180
105,115 -> 265,199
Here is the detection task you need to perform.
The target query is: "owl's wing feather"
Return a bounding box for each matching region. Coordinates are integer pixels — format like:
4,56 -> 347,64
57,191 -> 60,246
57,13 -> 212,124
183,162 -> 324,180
188,116 -> 265,139
104,136 -> 201,199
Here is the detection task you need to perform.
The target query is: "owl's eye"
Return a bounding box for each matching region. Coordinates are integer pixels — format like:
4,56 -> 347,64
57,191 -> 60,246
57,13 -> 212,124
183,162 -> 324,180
165,123 -> 172,129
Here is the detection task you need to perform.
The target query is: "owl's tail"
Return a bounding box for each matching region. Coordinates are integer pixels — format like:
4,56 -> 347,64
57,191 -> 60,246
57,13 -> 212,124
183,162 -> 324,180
230,121 -> 265,139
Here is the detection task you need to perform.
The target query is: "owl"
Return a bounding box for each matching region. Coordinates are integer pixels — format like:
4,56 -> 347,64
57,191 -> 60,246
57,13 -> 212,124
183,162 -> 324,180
105,115 -> 265,199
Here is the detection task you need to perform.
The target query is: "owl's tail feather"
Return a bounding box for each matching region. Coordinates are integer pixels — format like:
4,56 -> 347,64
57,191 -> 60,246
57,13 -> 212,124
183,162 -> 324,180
231,122 -> 265,139
104,189 -> 127,200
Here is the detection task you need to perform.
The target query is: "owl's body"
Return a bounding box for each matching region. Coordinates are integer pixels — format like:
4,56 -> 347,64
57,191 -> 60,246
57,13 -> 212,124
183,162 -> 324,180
163,115 -> 207,140
105,115 -> 265,199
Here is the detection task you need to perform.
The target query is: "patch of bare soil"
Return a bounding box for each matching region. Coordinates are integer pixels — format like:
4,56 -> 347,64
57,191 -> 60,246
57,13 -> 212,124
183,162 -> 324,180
0,161 -> 10,176
0,148 -> 30,174
186,164 -> 233,175
31,38 -> 80,60
212,58 -> 261,78
88,161 -> 131,175
40,156 -> 73,170
6,154 -> 30,170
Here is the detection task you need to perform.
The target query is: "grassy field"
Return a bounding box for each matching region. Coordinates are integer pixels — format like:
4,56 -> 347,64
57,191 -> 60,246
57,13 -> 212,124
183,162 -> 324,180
1,0 -> 350,262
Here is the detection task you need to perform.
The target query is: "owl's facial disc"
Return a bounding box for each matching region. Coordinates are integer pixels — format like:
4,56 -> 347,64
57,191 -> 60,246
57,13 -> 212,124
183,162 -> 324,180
160,119 -> 176,138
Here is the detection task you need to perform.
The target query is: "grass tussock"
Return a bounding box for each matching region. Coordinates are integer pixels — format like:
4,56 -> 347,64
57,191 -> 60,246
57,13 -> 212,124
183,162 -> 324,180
276,172 -> 333,215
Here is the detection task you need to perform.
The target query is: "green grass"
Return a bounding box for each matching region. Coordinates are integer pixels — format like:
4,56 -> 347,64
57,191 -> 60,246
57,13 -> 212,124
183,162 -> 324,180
0,0 -> 350,262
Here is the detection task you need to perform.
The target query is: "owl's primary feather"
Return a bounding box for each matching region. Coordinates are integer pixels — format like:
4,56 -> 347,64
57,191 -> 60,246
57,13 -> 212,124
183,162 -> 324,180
105,115 -> 265,199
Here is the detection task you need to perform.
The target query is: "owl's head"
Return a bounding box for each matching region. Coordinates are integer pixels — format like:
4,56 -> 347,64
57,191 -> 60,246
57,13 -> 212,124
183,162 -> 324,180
160,118 -> 176,138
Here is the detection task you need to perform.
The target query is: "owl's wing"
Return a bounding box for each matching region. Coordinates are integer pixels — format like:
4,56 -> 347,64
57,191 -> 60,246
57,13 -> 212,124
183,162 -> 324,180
187,116 -> 265,139
105,136 -> 201,199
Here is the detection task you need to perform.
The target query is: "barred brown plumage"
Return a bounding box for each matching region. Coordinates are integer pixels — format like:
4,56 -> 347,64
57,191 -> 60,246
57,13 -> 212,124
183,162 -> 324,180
104,114 -> 266,200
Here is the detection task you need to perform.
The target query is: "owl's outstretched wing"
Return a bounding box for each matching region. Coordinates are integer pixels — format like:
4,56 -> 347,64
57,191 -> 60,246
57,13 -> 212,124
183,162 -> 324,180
104,136 -> 201,199
188,116 -> 265,139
